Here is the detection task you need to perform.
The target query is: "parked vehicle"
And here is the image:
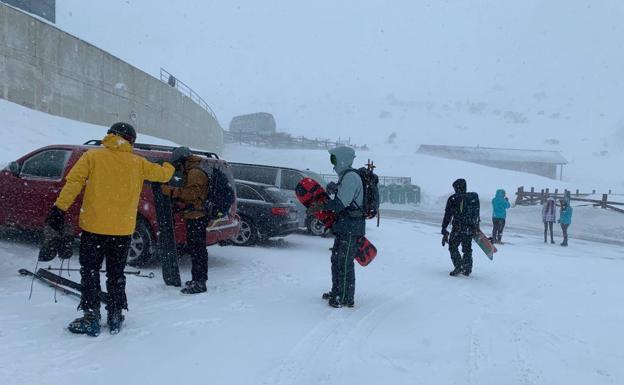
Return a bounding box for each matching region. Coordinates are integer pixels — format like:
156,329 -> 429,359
231,180 -> 299,246
229,162 -> 327,235
0,141 -> 240,266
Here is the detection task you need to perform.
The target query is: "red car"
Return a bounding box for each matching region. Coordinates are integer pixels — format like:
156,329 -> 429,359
0,140 -> 240,266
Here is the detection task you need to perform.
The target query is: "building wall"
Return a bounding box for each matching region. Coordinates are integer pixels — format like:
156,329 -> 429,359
1,0 -> 55,23
0,3 -> 223,154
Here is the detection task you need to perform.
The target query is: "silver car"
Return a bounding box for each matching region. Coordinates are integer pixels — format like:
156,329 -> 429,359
229,162 -> 328,235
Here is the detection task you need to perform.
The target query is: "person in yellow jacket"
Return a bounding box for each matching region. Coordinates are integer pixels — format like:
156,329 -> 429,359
44,122 -> 174,336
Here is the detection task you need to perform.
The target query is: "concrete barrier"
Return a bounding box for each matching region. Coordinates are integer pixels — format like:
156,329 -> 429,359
0,3 -> 223,154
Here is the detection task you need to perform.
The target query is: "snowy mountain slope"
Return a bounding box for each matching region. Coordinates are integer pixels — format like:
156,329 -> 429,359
1,220 -> 623,385
0,99 -> 177,168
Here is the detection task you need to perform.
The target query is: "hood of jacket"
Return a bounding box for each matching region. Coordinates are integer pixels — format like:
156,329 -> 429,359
183,154 -> 203,171
102,133 -> 133,152
452,178 -> 467,193
495,189 -> 505,199
329,146 -> 356,175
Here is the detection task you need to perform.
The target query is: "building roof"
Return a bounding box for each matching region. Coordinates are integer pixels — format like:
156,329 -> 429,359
417,145 -> 568,165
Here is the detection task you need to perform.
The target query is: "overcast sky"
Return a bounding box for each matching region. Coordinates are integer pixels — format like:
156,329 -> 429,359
56,1 -> 624,143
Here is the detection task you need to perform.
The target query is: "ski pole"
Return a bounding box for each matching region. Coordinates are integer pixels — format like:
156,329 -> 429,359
45,266 -> 153,278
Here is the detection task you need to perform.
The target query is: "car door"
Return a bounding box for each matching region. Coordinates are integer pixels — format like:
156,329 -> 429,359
279,169 -> 308,227
11,149 -> 74,229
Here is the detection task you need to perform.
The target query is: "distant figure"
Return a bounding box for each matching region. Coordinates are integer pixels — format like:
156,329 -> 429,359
441,179 -> 480,277
542,197 -> 556,244
491,189 -> 510,244
559,199 -> 573,247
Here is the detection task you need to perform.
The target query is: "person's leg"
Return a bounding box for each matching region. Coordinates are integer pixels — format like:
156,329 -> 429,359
498,219 -> 506,243
104,235 -> 131,313
549,222 -> 555,243
561,224 -> 569,246
330,236 -> 342,298
341,234 -> 357,305
492,219 -> 499,241
460,233 -> 473,275
543,222 -> 548,243
187,217 -> 209,284
78,231 -> 106,314
448,231 -> 462,275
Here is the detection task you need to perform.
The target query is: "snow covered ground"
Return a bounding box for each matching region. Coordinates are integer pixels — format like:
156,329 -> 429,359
2,219 -> 623,385
1,99 -> 623,384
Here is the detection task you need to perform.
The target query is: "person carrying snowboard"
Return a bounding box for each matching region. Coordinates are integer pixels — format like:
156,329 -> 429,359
162,147 -> 210,294
441,179 -> 480,277
491,189 -> 510,244
314,146 -> 364,308
542,197 -> 556,244
45,123 -> 175,336
559,199 -> 573,246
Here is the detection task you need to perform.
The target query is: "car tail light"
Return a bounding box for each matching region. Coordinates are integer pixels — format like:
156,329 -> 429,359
271,207 -> 290,216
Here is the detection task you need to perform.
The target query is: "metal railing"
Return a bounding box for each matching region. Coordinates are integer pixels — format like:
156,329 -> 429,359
515,186 -> 624,214
159,68 -> 218,121
320,174 -> 411,186
223,131 -> 369,151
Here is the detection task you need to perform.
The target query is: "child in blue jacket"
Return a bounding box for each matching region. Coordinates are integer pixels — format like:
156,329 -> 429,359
559,199 -> 573,246
491,189 -> 511,243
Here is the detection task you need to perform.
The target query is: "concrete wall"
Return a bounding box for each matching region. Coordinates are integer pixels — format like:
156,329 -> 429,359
0,3 -> 223,154
1,0 -> 55,23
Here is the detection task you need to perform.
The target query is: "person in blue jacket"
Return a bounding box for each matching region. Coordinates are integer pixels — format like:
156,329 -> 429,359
491,189 -> 511,243
559,199 -> 573,246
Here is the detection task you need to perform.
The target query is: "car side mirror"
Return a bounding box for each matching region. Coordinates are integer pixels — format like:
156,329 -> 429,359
8,161 -> 20,177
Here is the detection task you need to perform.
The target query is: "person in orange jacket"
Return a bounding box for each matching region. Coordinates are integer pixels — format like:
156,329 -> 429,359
162,147 -> 210,294
45,122 -> 175,336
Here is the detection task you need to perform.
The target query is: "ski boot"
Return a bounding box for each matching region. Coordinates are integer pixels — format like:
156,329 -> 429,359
181,281 -> 207,294
107,309 -> 125,335
462,269 -> 471,277
321,291 -> 335,300
329,297 -> 354,308
449,267 -> 462,277
68,310 -> 101,337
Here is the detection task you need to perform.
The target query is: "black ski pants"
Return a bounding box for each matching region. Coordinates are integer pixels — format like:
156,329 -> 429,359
492,218 -> 506,242
330,233 -> 358,303
79,231 -> 131,313
544,221 -> 554,242
186,217 -> 209,283
449,230 -> 473,273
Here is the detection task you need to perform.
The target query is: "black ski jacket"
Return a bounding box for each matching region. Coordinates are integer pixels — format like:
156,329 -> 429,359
442,191 -> 480,235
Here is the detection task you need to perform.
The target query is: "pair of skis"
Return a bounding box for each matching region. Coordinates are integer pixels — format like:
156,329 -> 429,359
19,268 -> 109,303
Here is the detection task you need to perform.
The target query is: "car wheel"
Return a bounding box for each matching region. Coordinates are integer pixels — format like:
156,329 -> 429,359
127,218 -> 155,266
307,216 -> 326,237
231,216 -> 258,246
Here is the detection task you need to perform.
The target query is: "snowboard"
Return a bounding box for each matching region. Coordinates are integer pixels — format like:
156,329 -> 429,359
473,229 -> 497,260
296,178 -> 377,266
151,182 -> 181,287
295,177 -> 336,229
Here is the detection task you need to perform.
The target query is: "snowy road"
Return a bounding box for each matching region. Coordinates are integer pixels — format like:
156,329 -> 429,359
1,219 -> 623,385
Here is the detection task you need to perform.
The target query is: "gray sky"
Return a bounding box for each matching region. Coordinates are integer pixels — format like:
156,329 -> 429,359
56,0 -> 624,143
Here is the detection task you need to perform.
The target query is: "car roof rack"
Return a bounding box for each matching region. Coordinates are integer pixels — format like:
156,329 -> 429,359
83,140 -> 219,159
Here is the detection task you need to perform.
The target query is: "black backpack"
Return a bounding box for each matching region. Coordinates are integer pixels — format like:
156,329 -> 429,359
347,166 -> 380,219
456,192 -> 480,228
196,160 -> 236,220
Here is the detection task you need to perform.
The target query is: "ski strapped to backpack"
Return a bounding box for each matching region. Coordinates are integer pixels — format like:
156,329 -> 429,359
344,160 -> 380,223
193,160 -> 236,220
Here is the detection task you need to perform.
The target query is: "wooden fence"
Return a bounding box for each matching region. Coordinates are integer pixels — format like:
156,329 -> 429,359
515,186 -> 624,214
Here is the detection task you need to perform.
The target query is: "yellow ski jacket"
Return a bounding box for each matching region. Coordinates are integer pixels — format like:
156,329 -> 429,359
55,134 -> 175,236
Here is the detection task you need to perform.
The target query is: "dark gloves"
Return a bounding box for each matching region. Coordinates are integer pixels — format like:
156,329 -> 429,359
326,181 -> 338,195
441,229 -> 449,246
45,206 -> 65,232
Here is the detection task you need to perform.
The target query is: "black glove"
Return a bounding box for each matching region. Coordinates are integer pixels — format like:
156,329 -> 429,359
45,206 -> 65,233
326,182 -> 338,195
441,229 -> 449,246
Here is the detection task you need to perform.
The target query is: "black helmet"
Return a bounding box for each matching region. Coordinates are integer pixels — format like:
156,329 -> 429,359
108,122 -> 137,144
171,146 -> 192,164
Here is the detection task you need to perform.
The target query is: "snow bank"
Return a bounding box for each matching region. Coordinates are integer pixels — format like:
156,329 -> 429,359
0,99 -> 178,167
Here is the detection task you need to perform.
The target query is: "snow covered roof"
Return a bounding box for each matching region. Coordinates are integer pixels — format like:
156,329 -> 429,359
417,145 -> 568,165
